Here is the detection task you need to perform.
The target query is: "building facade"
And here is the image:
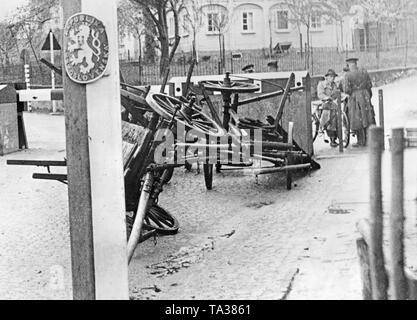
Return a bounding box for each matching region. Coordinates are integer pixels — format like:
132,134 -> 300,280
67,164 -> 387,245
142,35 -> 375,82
118,1 -> 417,60
172,0 -> 354,55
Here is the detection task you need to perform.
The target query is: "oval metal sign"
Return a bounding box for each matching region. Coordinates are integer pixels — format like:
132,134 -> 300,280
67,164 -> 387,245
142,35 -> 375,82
64,14 -> 109,84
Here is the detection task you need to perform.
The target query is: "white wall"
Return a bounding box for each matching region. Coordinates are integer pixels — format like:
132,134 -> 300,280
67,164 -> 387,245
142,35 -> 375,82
118,0 -> 356,59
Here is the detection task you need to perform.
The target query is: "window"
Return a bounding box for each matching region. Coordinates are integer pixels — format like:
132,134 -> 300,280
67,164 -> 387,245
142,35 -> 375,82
311,12 -> 322,29
275,10 -> 289,31
168,16 -> 175,37
208,13 -> 219,32
242,12 -> 254,32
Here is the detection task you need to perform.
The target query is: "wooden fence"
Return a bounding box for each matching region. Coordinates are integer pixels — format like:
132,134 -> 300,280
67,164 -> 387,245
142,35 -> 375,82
356,126 -> 417,300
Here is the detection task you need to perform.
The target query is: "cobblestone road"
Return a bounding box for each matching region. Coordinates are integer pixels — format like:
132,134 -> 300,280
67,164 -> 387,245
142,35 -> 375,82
1,75 -> 416,300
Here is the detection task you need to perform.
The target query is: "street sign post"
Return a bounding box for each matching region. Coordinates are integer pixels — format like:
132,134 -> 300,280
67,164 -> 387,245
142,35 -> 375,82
42,30 -> 61,113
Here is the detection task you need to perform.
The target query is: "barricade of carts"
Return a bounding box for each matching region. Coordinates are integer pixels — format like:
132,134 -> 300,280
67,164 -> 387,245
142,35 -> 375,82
8,62 -> 320,262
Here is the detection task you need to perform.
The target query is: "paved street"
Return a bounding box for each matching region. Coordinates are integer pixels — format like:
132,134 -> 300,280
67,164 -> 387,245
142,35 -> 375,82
1,75 -> 417,300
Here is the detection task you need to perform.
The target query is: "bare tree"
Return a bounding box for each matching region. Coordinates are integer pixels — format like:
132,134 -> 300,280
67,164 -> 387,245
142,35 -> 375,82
206,0 -> 233,72
0,23 -> 19,67
277,0 -> 334,70
118,0 -> 145,61
330,0 -> 356,50
182,0 -> 205,62
130,0 -> 185,78
8,0 -> 60,79
357,0 -> 417,64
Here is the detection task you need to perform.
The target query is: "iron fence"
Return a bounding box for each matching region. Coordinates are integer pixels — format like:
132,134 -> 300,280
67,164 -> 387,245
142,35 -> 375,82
2,45 -> 416,86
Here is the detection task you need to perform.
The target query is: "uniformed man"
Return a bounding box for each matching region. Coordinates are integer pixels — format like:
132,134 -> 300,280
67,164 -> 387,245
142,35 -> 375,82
344,57 -> 376,147
317,69 -> 340,147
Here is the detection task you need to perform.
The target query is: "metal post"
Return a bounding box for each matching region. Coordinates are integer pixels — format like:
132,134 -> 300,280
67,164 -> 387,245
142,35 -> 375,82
62,0 -> 129,300
390,128 -> 408,300
379,89 -> 385,150
50,30 -> 57,114
24,64 -> 32,112
368,126 -> 388,300
337,90 -> 344,153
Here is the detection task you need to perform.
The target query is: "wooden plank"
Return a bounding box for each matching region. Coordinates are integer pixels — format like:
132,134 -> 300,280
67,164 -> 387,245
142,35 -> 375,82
121,121 -> 149,166
81,0 -> 129,300
357,238 -> 373,300
304,74 -> 313,156
368,126 -> 389,300
379,90 -> 385,150
390,128 -> 408,300
62,0 -> 129,300
62,0 -> 96,301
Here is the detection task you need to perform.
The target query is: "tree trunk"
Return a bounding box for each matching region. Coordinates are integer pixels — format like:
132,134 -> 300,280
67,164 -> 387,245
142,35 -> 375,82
306,26 -> 311,72
138,34 -> 142,85
159,36 -> 170,79
222,34 -> 226,72
193,30 -> 197,62
218,33 -> 222,71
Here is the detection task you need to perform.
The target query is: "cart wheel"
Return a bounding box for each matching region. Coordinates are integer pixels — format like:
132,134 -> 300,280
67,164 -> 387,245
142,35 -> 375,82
146,93 -> 225,137
204,163 -> 214,190
125,214 -> 156,243
312,115 -> 320,142
143,205 -> 179,235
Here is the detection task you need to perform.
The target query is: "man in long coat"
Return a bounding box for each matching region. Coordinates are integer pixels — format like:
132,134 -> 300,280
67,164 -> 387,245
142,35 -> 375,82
344,58 -> 376,147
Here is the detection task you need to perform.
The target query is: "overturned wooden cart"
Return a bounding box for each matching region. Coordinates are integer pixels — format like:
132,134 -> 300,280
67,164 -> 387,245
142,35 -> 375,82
175,71 -> 321,190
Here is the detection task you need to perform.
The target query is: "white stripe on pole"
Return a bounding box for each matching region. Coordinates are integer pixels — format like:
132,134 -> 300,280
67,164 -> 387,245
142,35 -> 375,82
24,64 -> 32,112
81,0 -> 129,300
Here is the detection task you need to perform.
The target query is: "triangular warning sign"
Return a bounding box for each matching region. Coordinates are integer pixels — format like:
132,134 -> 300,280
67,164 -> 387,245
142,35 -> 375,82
41,31 -> 61,51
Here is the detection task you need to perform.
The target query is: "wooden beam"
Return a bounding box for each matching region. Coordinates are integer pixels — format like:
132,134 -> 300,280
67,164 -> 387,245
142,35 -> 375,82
368,126 -> 388,300
62,0 -> 129,300
390,128 -> 408,300
356,238 -> 373,300
379,90 -> 385,150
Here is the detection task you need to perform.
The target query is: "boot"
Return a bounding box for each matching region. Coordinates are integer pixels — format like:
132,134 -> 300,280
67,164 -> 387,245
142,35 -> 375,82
330,137 -> 339,148
363,128 -> 368,146
353,129 -> 365,147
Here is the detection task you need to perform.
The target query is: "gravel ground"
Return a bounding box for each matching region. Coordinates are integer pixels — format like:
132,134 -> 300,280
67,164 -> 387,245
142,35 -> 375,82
1,75 -> 417,300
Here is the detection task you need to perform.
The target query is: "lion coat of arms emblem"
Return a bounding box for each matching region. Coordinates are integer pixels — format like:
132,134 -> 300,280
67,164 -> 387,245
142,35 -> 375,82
64,14 -> 109,84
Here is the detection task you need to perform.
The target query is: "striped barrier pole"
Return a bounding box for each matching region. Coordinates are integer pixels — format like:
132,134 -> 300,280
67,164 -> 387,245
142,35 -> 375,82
24,64 -> 32,112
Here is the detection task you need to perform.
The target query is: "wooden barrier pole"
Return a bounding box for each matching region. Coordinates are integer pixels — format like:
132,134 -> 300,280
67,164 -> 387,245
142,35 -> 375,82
369,126 -> 388,300
62,0 -> 129,300
337,90 -> 344,153
390,128 -> 408,300
379,90 -> 385,150
356,219 -> 373,300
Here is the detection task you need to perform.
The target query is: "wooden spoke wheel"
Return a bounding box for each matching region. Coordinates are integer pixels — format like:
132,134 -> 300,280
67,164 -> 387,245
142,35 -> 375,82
143,205 -> 179,235
200,80 -> 260,94
146,93 -> 225,137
